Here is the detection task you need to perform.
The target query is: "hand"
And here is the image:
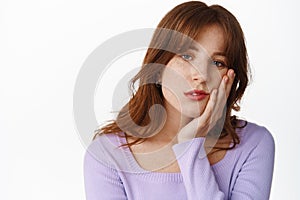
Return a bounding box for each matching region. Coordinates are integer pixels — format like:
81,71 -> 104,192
177,69 -> 236,144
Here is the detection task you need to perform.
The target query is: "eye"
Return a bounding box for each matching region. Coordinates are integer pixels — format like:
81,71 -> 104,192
212,60 -> 227,68
181,54 -> 193,61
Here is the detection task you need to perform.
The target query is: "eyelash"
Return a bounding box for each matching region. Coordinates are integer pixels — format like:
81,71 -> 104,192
181,54 -> 193,61
180,54 -> 227,68
212,60 -> 227,68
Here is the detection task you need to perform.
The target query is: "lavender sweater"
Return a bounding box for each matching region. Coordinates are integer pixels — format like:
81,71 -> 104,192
84,121 -> 275,200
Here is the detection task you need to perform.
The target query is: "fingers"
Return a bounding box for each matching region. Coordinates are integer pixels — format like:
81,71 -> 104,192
224,69 -> 236,98
203,69 -> 235,121
216,69 -> 235,100
202,89 -> 218,119
212,69 -> 235,123
198,88 -> 218,133
177,69 -> 236,142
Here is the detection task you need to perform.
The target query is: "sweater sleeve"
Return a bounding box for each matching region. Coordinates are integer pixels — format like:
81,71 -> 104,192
83,150 -> 127,200
230,128 -> 275,200
172,128 -> 275,200
172,138 -> 225,200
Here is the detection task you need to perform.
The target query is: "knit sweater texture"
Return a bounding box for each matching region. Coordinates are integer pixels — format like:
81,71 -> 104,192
84,120 -> 275,200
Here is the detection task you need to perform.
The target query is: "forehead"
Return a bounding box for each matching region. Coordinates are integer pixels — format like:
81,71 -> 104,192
192,24 -> 226,55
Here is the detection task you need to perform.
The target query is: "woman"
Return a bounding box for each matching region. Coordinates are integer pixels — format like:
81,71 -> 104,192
84,1 -> 275,199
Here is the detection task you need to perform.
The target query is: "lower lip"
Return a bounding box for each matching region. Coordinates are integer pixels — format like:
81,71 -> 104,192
185,94 -> 208,101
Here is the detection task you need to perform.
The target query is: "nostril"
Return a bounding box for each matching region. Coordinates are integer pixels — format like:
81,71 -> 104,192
190,64 -> 209,83
192,76 -> 199,81
191,71 -> 207,82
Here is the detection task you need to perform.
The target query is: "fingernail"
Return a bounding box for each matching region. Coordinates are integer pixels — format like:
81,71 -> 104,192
230,70 -> 235,77
224,76 -> 228,83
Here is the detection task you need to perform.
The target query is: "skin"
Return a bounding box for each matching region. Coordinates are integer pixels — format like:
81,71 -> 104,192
129,24 -> 236,172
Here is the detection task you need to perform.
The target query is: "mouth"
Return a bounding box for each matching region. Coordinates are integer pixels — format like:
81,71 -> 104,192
183,89 -> 209,101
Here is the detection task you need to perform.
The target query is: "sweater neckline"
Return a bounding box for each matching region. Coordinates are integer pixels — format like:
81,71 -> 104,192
116,133 -> 232,179
116,134 -> 184,182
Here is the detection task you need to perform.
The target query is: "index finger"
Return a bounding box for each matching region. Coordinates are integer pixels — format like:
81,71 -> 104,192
224,69 -> 236,98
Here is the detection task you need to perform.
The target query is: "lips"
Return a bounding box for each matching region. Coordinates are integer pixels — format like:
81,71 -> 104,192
184,89 -> 209,101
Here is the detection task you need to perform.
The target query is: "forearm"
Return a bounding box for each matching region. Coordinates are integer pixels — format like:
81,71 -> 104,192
172,138 -> 224,199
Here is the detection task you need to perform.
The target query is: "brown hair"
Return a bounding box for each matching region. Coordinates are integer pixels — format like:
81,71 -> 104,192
94,1 -> 250,150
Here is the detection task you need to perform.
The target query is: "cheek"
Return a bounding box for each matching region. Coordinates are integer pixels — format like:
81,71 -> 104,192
161,86 -> 181,111
208,68 -> 228,88
164,57 -> 189,77
162,87 -> 177,102
161,61 -> 191,93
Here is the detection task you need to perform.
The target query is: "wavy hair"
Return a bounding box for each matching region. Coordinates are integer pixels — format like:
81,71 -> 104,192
94,1 -> 250,150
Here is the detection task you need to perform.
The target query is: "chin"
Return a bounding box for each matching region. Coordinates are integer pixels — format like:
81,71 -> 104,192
164,98 -> 206,119
181,111 -> 204,118
180,106 -> 206,118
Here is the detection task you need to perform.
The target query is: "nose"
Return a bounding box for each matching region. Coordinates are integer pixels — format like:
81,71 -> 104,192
190,64 -> 208,83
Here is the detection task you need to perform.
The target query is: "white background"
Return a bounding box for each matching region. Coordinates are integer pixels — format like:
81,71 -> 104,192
1,0 -> 299,199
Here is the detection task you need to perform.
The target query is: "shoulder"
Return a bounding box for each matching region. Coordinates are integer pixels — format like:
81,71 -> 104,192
92,132 -> 123,147
84,133 -> 126,168
235,120 -> 275,153
87,133 -> 123,154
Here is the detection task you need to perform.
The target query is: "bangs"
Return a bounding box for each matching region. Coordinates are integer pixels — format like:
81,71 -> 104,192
155,5 -> 233,60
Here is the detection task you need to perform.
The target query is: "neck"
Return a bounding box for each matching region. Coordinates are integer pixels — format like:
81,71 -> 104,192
150,101 -> 192,143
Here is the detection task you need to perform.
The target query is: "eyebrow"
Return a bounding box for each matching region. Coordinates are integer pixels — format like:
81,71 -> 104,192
189,44 -> 199,52
188,44 -> 226,57
211,52 -> 227,57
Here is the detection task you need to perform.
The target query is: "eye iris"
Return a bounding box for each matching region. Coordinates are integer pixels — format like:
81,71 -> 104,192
214,61 -> 223,67
182,55 -> 191,60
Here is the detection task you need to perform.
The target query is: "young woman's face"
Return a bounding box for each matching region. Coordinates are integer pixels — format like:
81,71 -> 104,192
161,24 -> 229,118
